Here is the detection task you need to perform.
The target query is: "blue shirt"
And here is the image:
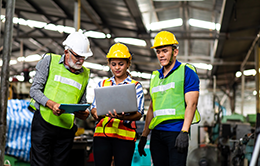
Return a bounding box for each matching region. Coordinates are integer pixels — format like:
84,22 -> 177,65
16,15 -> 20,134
154,60 -> 200,131
91,75 -> 145,116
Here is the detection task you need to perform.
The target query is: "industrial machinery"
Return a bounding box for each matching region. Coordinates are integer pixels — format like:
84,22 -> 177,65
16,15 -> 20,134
187,91 -> 255,166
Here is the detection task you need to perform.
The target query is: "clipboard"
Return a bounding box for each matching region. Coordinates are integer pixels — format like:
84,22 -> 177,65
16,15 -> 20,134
59,104 -> 91,113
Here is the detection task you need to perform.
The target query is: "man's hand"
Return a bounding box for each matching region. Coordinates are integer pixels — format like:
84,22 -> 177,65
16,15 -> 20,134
46,100 -> 64,116
138,136 -> 147,156
74,110 -> 90,120
175,131 -> 189,153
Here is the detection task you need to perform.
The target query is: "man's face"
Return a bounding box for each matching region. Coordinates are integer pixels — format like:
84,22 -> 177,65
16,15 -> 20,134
155,46 -> 178,67
65,49 -> 85,70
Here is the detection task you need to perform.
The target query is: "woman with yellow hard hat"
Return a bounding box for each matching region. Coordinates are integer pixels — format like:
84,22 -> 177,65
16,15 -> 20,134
90,43 -> 145,166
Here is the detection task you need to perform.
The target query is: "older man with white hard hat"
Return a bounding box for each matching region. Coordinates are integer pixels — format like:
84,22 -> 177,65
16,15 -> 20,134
30,31 -> 92,166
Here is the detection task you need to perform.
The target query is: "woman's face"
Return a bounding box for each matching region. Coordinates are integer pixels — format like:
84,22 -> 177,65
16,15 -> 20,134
109,58 -> 129,79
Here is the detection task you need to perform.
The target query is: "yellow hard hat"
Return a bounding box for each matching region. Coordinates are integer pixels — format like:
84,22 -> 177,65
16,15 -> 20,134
151,31 -> 179,49
106,43 -> 132,60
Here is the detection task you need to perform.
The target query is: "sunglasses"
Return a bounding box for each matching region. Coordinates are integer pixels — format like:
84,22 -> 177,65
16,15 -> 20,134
68,49 -> 85,60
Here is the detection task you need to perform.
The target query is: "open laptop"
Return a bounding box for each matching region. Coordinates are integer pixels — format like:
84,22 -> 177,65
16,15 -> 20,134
94,83 -> 138,116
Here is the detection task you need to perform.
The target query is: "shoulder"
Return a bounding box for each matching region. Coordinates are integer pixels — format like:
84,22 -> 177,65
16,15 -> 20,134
36,54 -> 51,68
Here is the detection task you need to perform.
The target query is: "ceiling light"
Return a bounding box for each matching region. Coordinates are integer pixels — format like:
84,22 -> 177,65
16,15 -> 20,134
10,60 -> 17,65
244,69 -> 256,76
189,19 -> 220,31
147,18 -> 183,31
27,20 -> 46,28
191,63 -> 212,70
18,54 -> 42,62
83,62 -> 109,71
114,38 -> 147,47
235,71 -> 242,78
130,71 -> 151,79
0,59 -> 17,66
106,34 -> 111,38
235,69 -> 256,78
84,31 -> 106,39
153,0 -> 203,1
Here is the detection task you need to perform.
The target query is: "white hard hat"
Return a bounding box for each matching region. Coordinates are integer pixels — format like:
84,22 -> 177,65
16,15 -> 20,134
63,32 -> 93,59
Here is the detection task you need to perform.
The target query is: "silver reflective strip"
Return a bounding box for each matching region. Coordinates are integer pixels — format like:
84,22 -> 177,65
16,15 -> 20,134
54,75 -> 82,90
152,82 -> 175,93
153,109 -> 176,117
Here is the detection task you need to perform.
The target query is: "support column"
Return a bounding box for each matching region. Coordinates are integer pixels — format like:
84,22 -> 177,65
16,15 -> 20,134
255,46 -> 260,133
0,0 -> 16,164
74,0 -> 81,31
241,71 -> 245,115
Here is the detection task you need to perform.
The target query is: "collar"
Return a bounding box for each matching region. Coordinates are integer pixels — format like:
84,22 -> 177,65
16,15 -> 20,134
157,60 -> 181,79
60,54 -> 83,74
108,75 -> 133,85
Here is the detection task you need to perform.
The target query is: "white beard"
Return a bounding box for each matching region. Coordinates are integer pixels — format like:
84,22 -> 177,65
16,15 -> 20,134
68,56 -> 82,70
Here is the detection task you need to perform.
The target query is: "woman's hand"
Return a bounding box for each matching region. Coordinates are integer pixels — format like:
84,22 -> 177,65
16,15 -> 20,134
107,109 -> 125,120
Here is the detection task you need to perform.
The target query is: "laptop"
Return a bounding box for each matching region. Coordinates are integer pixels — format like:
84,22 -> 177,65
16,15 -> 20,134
94,83 -> 138,116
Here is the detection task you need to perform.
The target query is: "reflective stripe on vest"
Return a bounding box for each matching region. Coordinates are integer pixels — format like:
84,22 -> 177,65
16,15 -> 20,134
40,53 -> 90,129
93,78 -> 138,141
149,63 -> 200,129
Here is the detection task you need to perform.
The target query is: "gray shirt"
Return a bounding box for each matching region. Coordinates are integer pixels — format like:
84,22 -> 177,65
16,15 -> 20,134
30,54 -> 88,110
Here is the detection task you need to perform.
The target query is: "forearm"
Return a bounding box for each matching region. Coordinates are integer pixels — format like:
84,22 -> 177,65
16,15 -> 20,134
141,101 -> 153,137
182,91 -> 199,132
181,105 -> 196,132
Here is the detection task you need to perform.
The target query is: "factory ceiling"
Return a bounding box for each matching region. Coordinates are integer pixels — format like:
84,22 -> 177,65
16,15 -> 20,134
1,0 -> 260,93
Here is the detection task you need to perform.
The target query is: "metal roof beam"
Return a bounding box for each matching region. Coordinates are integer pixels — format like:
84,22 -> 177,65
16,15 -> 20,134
85,0 -> 114,35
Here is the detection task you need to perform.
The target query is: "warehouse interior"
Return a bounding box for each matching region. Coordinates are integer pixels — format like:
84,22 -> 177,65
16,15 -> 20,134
1,0 -> 260,165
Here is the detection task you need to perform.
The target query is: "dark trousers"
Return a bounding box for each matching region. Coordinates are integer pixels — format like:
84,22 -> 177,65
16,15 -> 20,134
93,137 -> 135,166
150,130 -> 188,166
30,110 -> 77,166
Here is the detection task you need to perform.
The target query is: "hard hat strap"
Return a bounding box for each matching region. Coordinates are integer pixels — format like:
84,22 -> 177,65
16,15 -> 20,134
168,47 -> 175,66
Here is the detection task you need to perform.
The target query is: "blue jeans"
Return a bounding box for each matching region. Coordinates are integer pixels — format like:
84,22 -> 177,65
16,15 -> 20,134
150,130 -> 188,166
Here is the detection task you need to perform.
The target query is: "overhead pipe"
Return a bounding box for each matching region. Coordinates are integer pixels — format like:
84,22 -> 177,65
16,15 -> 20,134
0,0 -> 16,165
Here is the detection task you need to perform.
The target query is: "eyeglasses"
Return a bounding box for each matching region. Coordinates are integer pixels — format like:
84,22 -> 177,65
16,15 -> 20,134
68,49 -> 85,60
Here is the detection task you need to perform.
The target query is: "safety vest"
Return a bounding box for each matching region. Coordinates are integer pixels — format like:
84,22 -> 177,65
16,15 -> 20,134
149,63 -> 200,129
94,78 -> 139,141
40,53 -> 90,129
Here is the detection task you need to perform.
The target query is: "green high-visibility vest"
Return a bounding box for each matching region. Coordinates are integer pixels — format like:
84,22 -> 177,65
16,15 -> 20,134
40,53 -> 90,129
149,63 -> 200,129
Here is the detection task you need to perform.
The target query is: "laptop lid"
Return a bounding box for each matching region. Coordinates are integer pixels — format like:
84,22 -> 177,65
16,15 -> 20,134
94,83 -> 138,116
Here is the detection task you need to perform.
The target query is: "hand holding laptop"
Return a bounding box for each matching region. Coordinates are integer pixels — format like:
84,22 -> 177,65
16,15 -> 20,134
107,109 -> 125,119
94,84 -> 138,116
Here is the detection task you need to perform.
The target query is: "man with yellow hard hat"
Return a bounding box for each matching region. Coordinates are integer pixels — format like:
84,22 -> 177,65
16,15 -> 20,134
138,31 -> 200,166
